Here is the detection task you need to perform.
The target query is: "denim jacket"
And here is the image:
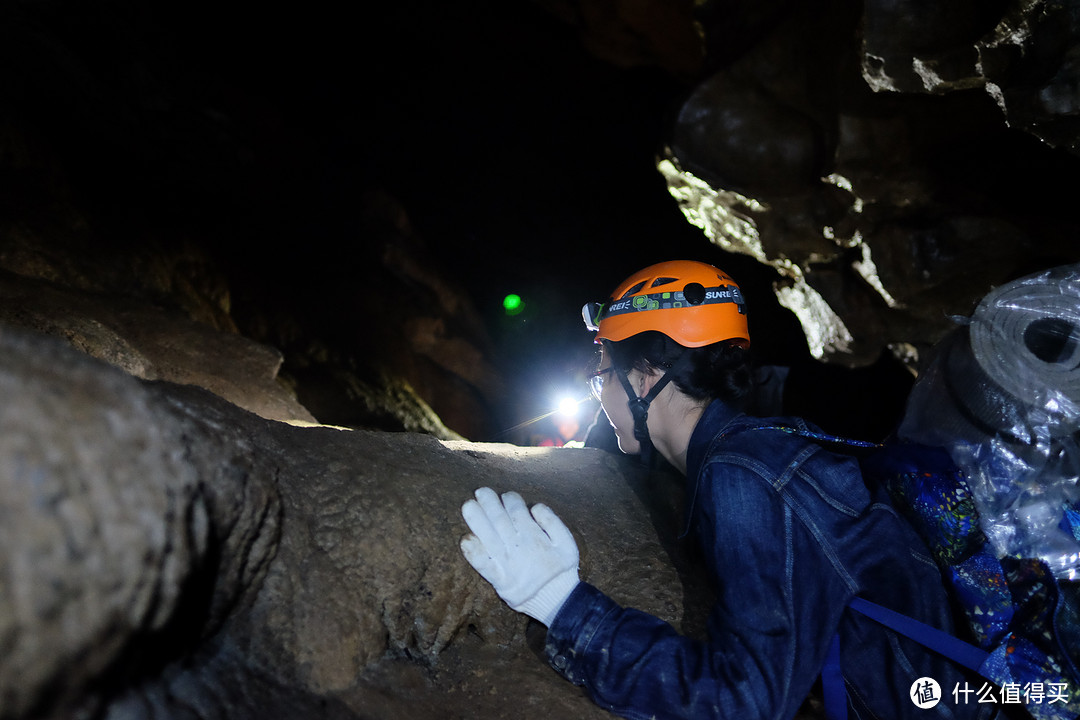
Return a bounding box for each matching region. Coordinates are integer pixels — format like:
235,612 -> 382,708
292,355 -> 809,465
545,400 -> 995,720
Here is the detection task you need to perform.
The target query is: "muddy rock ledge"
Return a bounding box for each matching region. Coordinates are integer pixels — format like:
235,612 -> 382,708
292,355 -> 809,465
0,324 -> 711,720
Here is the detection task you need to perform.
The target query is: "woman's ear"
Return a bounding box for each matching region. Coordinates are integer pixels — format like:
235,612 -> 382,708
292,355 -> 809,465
635,366 -> 663,396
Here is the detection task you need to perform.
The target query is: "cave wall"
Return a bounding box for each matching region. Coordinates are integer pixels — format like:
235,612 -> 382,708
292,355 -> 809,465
660,0 -> 1080,364
2,1 -> 1080,718
0,325 -> 710,720
530,0 -> 1080,364
4,0 -> 1080,441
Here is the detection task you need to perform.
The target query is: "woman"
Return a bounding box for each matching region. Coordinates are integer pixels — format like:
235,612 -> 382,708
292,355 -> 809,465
460,260 -> 991,720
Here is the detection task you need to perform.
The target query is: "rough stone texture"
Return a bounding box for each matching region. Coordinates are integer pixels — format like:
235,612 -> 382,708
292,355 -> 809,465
626,0 -> 1080,365
256,191 -> 504,441
0,324 -> 711,720
0,326 -> 282,719
0,8 -> 504,440
0,206 -> 482,440
226,428 -> 701,720
0,268 -> 315,425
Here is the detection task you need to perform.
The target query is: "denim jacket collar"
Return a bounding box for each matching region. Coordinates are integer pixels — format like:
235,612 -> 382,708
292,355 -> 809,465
681,399 -> 743,538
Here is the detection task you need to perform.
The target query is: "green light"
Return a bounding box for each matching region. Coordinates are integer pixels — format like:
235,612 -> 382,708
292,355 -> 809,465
503,294 -> 524,316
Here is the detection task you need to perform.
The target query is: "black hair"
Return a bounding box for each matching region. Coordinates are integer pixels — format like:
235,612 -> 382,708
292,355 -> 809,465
606,331 -> 754,407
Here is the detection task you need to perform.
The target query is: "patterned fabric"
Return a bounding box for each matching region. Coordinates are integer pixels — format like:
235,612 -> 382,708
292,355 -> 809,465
864,442 -> 1080,720
664,423 -> 1080,718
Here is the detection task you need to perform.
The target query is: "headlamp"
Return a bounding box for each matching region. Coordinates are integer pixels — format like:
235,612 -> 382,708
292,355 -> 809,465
582,302 -> 605,332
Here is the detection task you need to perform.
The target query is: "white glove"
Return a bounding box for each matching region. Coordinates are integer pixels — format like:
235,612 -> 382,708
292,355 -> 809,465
460,487 -> 580,626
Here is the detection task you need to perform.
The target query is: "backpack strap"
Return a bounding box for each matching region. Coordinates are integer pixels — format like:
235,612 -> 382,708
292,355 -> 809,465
823,598 -> 992,720
822,633 -> 848,720
743,423 -> 882,451
849,597 -> 990,674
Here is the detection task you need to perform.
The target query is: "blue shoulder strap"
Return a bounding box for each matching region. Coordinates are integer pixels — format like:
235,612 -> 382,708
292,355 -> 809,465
820,600 -> 989,720
849,597 -> 990,673
822,633 -> 847,720
823,598 -> 992,720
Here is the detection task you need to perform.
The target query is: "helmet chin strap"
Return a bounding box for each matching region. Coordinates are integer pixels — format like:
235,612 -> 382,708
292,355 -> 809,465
613,353 -> 691,465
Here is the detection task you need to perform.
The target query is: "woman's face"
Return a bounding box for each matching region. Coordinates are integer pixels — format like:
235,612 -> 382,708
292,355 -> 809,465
598,347 -> 642,455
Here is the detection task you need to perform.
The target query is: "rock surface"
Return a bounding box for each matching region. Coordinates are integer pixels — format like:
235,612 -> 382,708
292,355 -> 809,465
0,325 -> 710,719
0,268 -> 315,425
660,0 -> 1080,364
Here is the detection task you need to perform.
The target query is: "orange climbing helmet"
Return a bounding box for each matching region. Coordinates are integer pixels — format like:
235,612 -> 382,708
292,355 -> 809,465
582,260 -> 750,348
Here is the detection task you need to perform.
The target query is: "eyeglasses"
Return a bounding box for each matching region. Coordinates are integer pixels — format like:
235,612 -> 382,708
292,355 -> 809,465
588,366 -> 614,401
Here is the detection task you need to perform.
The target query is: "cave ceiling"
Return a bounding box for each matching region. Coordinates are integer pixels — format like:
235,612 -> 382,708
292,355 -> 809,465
2,0 -> 1080,441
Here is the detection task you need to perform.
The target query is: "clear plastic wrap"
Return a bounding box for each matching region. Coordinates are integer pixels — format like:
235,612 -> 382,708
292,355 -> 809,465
898,263 -> 1080,580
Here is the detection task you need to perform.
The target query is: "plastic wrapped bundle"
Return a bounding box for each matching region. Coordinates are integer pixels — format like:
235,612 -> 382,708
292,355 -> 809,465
899,263 -> 1080,580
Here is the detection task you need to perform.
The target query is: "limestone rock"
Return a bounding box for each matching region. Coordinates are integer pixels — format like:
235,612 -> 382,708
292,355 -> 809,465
0,325 -> 707,719
0,326 -> 281,719
661,1 -> 1080,366
0,269 -> 316,425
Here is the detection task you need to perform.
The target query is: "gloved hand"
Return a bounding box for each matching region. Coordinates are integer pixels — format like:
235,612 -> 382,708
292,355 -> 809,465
460,487 -> 580,626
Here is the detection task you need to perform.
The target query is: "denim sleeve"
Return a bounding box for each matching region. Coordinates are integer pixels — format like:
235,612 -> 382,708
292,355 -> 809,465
543,460 -> 852,720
